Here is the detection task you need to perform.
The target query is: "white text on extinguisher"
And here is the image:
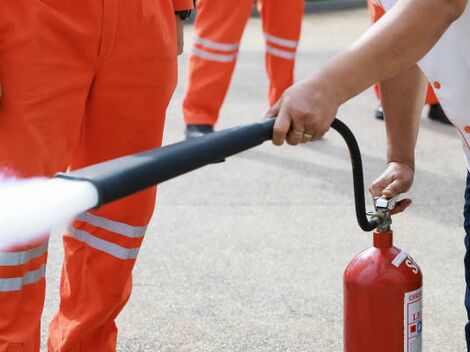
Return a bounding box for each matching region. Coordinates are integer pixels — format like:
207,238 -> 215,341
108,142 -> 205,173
405,257 -> 420,275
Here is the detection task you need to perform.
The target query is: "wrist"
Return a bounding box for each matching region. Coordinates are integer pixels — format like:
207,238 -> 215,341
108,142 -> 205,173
305,71 -> 343,108
387,159 -> 415,171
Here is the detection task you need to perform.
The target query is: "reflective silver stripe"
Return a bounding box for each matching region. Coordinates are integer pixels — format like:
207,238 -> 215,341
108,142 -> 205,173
191,47 -> 238,63
0,241 -> 49,266
0,264 -> 46,292
68,227 -> 140,260
266,45 -> 296,60
76,213 -> 146,238
193,36 -> 239,52
264,33 -> 298,49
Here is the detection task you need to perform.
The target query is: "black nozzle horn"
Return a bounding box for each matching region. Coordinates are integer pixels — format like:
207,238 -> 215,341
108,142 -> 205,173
56,118 -> 378,232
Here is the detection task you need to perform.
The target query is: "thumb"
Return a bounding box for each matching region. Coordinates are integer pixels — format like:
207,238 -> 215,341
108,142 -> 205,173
266,99 -> 281,119
382,179 -> 406,199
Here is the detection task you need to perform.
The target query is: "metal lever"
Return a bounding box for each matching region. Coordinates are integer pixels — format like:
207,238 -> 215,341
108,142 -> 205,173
370,195 -> 403,232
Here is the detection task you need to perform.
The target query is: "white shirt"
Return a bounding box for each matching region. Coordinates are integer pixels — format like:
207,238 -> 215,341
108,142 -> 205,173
376,1 -> 470,170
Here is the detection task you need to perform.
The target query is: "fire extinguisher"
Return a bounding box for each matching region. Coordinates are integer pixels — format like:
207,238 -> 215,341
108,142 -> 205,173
344,196 -> 423,352
57,118 -> 423,351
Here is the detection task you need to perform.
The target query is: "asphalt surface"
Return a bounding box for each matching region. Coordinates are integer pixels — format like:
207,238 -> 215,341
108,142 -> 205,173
42,9 -> 468,351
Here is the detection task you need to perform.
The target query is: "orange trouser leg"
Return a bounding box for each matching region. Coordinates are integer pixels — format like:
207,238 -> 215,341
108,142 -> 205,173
182,0 -> 254,126
47,0 -> 178,351
367,0 -> 438,105
0,1 -> 99,350
259,0 -> 304,106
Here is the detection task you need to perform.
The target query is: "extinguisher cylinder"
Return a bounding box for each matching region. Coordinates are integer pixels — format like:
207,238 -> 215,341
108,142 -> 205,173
344,231 -> 423,352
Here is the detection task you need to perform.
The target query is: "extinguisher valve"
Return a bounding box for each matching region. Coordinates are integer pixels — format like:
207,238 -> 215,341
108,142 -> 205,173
368,195 -> 401,232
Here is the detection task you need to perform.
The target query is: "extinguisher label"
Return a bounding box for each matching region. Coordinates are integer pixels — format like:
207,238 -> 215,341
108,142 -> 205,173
404,288 -> 423,352
392,250 -> 409,268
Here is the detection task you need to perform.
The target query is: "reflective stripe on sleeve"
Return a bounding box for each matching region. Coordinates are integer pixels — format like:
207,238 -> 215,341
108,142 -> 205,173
266,45 -> 296,60
0,241 -> 49,267
191,47 -> 238,63
0,264 -> 46,292
68,227 -> 140,260
264,33 -> 298,49
193,36 -> 239,52
76,213 -> 146,238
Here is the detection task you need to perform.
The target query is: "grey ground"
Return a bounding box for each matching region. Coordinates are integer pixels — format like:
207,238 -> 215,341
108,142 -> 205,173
43,9 -> 468,351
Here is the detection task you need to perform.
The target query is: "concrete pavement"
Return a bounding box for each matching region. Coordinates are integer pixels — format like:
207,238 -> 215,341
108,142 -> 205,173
42,8 -> 468,351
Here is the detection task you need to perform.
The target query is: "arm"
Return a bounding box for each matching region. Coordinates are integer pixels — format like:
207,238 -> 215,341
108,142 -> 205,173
173,0 -> 194,55
269,0 -> 467,145
369,65 -> 427,211
175,16 -> 184,55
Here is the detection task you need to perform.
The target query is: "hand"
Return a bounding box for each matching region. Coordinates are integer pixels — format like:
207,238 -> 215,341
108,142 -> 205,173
369,161 -> 415,215
175,16 -> 184,55
266,75 -> 340,146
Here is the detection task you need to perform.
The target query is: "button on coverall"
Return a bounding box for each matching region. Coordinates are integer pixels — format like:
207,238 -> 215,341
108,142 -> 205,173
183,0 -> 304,126
0,0 -> 192,351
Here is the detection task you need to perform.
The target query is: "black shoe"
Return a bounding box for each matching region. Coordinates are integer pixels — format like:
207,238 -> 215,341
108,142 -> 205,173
185,124 -> 214,140
428,103 -> 451,125
375,105 -> 384,120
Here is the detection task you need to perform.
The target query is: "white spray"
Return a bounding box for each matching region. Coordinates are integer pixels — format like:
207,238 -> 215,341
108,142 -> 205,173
0,177 -> 99,249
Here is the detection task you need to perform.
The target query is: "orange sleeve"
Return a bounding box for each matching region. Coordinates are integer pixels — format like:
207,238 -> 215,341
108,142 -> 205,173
173,0 -> 194,11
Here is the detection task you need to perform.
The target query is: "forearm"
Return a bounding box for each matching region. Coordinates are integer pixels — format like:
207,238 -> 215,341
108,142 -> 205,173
314,0 -> 467,104
175,16 -> 184,55
380,65 -> 427,168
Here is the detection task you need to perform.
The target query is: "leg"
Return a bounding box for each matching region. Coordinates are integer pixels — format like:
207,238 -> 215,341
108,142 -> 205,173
259,0 -> 304,105
0,1 -> 97,350
182,0 -> 253,126
48,0 -> 178,350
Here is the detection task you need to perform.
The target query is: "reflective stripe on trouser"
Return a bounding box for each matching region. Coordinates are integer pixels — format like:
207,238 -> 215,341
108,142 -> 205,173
0,0 -> 177,351
367,0 -> 439,105
258,0 -> 303,105
0,241 -> 48,352
182,0 -> 304,126
48,210 -> 149,351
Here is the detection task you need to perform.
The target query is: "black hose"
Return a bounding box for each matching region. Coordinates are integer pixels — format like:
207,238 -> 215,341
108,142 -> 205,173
330,119 -> 379,232
56,118 -> 378,232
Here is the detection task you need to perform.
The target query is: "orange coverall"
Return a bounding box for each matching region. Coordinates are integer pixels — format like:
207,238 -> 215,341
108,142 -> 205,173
0,0 -> 192,351
368,0 -> 439,104
183,0 -> 305,126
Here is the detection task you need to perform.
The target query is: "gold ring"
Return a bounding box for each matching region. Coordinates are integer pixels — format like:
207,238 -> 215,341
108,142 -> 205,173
303,132 -> 314,139
289,129 -> 304,137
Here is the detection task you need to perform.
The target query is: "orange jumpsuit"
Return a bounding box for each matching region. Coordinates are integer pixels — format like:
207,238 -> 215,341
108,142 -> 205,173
367,0 -> 439,105
183,0 -> 305,126
0,0 -> 192,351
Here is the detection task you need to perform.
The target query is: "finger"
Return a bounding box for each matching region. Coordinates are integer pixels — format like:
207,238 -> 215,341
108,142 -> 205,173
301,133 -> 313,144
286,117 -> 305,146
266,99 -> 281,119
382,179 -> 405,199
310,130 -> 325,142
390,199 -> 412,215
273,105 -> 292,146
369,181 -> 386,199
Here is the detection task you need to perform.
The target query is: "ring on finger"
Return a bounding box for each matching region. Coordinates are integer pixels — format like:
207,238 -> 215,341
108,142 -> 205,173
303,132 -> 314,139
289,129 -> 304,137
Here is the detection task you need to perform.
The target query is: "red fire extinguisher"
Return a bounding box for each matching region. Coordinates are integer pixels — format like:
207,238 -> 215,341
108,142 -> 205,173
344,196 -> 423,352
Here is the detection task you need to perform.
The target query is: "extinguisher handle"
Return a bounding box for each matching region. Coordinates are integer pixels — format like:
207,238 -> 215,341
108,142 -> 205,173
330,119 -> 380,232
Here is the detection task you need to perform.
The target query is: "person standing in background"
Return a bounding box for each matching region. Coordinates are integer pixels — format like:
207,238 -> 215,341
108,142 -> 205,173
182,0 -> 305,139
